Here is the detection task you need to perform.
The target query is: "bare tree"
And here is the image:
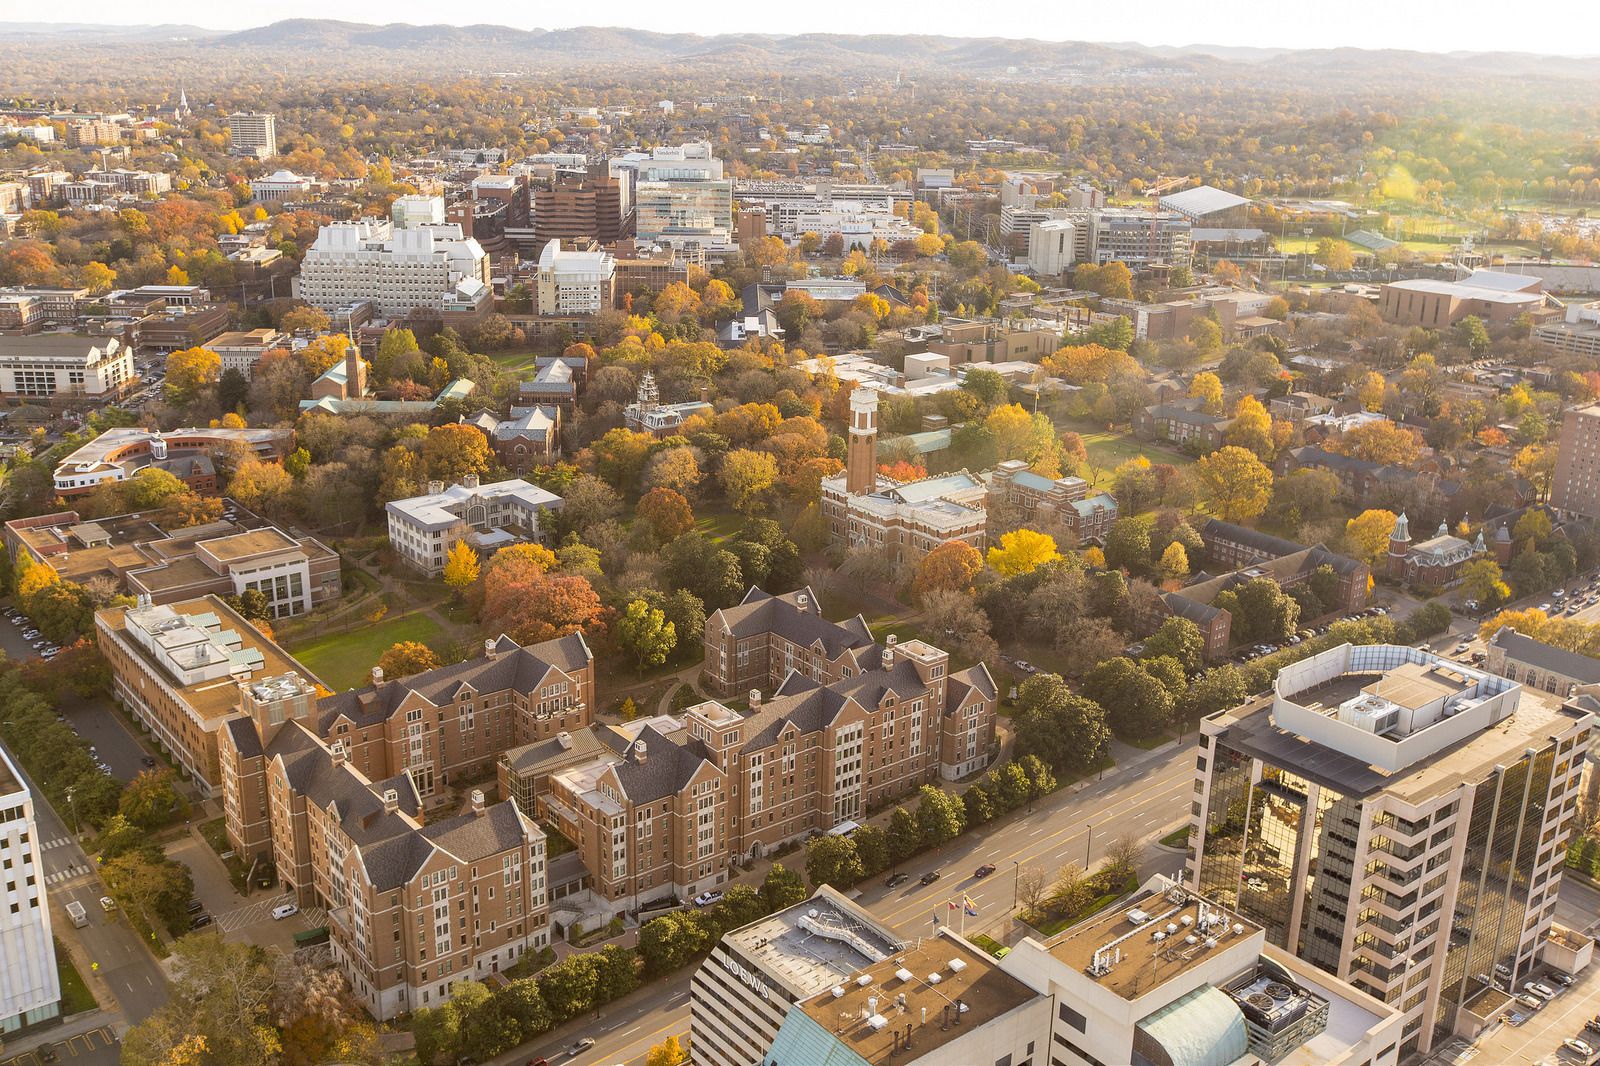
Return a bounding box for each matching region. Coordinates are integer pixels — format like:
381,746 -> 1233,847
1103,833 -> 1145,887
1050,862 -> 1090,918
1016,864 -> 1050,919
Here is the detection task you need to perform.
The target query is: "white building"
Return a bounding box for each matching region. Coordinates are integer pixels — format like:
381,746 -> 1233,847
228,112 -> 277,158
0,333 -> 134,401
998,875 -> 1403,1066
293,196 -> 491,318
251,169 -> 319,204
613,143 -> 734,249
0,746 -> 60,1037
385,475 -> 562,576
535,240 -> 615,315
688,886 -> 907,1066
1025,208 -> 1192,273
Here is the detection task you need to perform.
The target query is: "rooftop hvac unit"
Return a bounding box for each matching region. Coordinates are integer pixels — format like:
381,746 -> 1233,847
856,974 -> 872,987
928,973 -> 941,985
895,968 -> 914,983
948,959 -> 967,973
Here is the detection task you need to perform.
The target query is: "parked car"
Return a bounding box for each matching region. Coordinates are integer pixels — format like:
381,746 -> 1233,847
884,872 -> 909,889
100,896 -> 116,912
974,864 -> 997,878
1526,980 -> 1559,999
693,891 -> 724,907
271,902 -> 299,921
1517,993 -> 1544,1011
527,1058 -> 551,1066
1563,1038 -> 1595,1058
186,899 -> 204,914
141,756 -> 157,768
189,913 -> 212,929
919,871 -> 942,886
1552,971 -> 1576,987
1585,1016 -> 1600,1036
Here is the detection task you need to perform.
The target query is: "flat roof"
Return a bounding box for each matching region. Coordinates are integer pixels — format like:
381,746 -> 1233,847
1048,890 -> 1262,1001
201,527 -> 297,562
795,932 -> 1036,1060
724,888 -> 903,1000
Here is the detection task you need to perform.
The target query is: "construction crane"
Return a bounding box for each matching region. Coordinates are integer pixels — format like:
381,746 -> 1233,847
1143,175 -> 1191,198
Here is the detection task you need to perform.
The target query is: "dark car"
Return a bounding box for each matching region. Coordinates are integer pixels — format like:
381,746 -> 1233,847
141,755 -> 158,768
528,1058 -> 550,1066
919,871 -> 942,886
974,864 -> 997,878
186,898 -> 204,914
189,913 -> 212,928
884,872 -> 909,889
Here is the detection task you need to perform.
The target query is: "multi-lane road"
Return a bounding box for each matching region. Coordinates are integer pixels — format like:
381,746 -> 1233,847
502,744 -> 1197,1066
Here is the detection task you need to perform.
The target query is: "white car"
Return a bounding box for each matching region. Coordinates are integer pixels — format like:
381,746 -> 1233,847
693,891 -> 724,907
271,903 -> 299,920
1563,1038 -> 1595,1059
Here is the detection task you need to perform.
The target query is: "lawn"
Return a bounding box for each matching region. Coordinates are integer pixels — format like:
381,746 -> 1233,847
288,611 -> 448,692
56,942 -> 96,1015
694,509 -> 745,544
1069,427 -> 1193,484
487,348 -> 543,374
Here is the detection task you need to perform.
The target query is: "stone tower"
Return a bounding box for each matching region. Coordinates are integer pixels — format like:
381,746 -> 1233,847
846,388 -> 879,495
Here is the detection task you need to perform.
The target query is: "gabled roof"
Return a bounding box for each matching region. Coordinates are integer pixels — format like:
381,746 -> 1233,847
1201,519 -> 1305,560
1489,627 -> 1600,684
946,664 -> 997,715
316,632 -> 590,731
711,586 -> 875,659
266,722 -> 421,847
741,678 -> 852,752
607,724 -> 713,803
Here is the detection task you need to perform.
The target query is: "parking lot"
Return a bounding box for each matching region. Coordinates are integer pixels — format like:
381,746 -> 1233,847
0,1026 -> 119,1066
1447,960 -> 1600,1065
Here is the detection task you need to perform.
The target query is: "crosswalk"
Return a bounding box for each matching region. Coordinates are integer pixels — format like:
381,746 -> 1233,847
40,836 -> 74,851
44,863 -> 90,886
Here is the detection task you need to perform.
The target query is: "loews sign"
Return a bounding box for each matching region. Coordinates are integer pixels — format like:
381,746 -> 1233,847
722,955 -> 773,1001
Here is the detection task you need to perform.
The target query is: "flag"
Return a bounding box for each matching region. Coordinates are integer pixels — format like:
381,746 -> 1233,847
963,895 -> 978,917
931,912 -> 940,926
948,900 -> 958,910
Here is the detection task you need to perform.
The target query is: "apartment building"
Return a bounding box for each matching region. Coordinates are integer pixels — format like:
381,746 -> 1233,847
96,596 -> 315,796
0,746 -> 60,1038
997,875 -> 1402,1066
701,585 -> 876,698
1188,643 -> 1592,1058
0,333 -> 134,402
0,287 -> 87,333
1024,208 -> 1192,274
384,475 -> 563,577
215,673 -> 551,1021
987,459 -> 1118,545
52,426 -> 292,497
293,196 -> 491,320
534,240 -> 615,315
228,112 -> 277,158
821,389 -> 989,568
65,120 -> 120,147
546,633 -> 994,917
690,886 -> 905,1066
1552,402 -> 1600,521
5,510 -> 339,619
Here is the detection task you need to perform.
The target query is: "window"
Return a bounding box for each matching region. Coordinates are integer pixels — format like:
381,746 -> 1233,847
1058,1002 -> 1086,1032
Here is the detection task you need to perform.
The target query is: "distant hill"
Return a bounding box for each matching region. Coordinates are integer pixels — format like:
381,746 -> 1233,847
0,18 -> 1595,83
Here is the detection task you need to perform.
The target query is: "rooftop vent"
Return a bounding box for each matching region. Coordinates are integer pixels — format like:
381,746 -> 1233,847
895,968 -> 914,983
832,986 -> 845,998
927,973 -> 941,984
856,974 -> 872,987
948,959 -> 967,973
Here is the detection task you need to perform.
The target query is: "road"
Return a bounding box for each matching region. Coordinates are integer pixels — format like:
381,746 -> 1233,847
504,746 -> 1196,1066
3,743 -> 169,1036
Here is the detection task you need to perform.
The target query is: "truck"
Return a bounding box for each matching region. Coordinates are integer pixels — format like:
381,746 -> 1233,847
65,900 -> 87,928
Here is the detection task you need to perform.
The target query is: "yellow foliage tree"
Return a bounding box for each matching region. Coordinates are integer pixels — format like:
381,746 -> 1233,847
1194,446 -> 1274,522
1223,395 -> 1275,459
442,540 -> 480,592
163,346 -> 221,406
1344,509 -> 1399,565
1188,371 -> 1224,414
647,1035 -> 688,1066
1356,371 -> 1386,412
987,529 -> 1062,577
1158,541 -> 1190,584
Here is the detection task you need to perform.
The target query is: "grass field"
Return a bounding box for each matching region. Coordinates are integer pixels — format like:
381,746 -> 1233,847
1073,428 -> 1193,482
694,510 -> 745,543
289,611 -> 449,691
56,944 -> 96,1015
488,349 -> 543,374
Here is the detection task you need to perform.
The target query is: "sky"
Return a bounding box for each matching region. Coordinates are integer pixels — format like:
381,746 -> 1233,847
26,0 -> 1600,56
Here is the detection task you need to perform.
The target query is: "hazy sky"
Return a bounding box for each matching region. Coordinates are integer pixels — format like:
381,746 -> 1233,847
35,0 -> 1600,56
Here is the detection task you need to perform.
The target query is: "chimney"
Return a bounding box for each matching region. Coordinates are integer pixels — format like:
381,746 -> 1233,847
749,689 -> 762,709
462,473 -> 479,490
382,788 -> 398,814
633,739 -> 647,763
484,637 -> 498,660
556,730 -> 572,750
427,480 -> 444,495
470,788 -> 485,815
331,745 -> 347,766
371,666 -> 384,686
883,634 -> 897,669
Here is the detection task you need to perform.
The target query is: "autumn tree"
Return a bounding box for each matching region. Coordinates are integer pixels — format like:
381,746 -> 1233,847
987,529 -> 1062,577
442,540 -> 480,593
423,424 -> 491,484
485,573 -> 606,645
378,641 -> 443,678
1188,371 -> 1224,414
1223,395 -> 1276,460
227,459 -> 293,514
119,769 -> 190,831
1193,446 -> 1273,522
1460,559 -> 1512,608
720,449 -> 779,514
912,541 -> 984,602
280,305 -> 330,333
1158,541 -> 1190,584
164,346 -> 221,407
647,1036 -> 689,1066
636,488 -> 695,544
1329,421 -> 1421,466
1344,509 -> 1398,565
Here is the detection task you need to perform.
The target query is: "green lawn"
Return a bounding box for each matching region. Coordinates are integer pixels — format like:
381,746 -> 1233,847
288,611 -> 448,691
488,349 -> 543,374
1070,428 -> 1193,485
694,510 -> 745,544
56,943 -> 96,1015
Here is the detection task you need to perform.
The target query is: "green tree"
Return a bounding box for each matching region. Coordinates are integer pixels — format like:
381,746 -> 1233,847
617,599 -> 677,672
887,807 -> 920,863
101,849 -> 194,940
762,863 -> 806,912
915,785 -> 966,848
1104,518 -> 1152,574
1084,657 -> 1173,740
805,834 -> 863,887
1143,616 -> 1205,672
852,824 -> 891,876
637,911 -> 713,977
1012,673 -> 1111,773
1454,314 -> 1491,354
1460,558 -> 1512,608
118,769 -> 189,830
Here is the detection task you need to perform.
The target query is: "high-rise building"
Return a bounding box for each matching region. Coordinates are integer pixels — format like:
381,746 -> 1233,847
534,240 -> 615,315
0,745 -> 61,1037
611,143 -> 733,250
1188,642 -> 1592,1058
1551,402 -> 1600,520
531,168 -> 630,253
228,112 -> 277,158
293,196 -> 491,319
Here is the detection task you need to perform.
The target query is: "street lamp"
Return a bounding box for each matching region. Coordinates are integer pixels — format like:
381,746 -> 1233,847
1085,823 -> 1094,868
64,786 -> 79,836
1011,859 -> 1021,912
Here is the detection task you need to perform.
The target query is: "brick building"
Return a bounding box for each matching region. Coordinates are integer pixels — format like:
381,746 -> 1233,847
987,459 -> 1118,545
